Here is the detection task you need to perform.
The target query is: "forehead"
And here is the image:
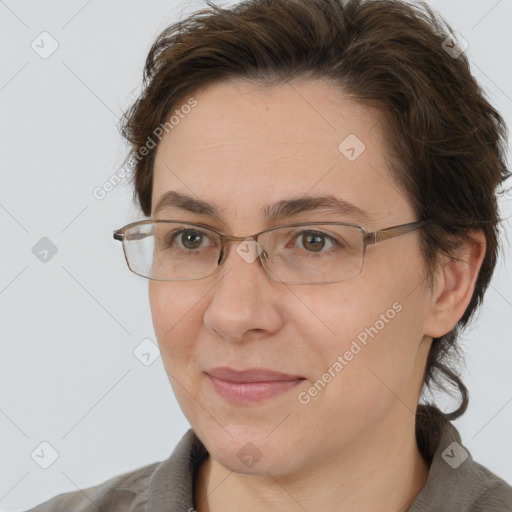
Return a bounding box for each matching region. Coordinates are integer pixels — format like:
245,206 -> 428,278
151,78 -> 413,228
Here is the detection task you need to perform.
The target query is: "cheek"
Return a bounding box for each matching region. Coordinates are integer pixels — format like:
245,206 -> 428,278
290,279 -> 406,357
148,281 -> 212,427
148,281 -> 204,368
291,268 -> 426,423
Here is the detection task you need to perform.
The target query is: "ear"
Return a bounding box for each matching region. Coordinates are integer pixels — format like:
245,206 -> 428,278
423,230 -> 486,338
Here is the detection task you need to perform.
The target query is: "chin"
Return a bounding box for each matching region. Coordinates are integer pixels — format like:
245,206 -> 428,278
194,420 -> 307,476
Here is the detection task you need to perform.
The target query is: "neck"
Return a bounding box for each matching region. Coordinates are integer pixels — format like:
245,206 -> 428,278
194,410 -> 429,512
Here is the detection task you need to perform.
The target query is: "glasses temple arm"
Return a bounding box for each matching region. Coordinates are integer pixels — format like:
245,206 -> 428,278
366,220 -> 430,245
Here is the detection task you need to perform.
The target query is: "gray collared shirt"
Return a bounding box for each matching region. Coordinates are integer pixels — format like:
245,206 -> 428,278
26,422 -> 512,511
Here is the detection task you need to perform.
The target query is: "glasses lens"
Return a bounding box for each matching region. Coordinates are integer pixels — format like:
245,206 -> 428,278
120,222 -> 365,284
122,222 -> 221,280
258,224 -> 365,284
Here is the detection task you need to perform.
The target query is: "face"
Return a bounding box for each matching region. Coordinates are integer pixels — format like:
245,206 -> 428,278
149,78 -> 433,476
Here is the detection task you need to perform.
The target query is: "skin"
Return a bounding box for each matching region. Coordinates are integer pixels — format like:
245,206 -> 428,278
148,78 -> 486,512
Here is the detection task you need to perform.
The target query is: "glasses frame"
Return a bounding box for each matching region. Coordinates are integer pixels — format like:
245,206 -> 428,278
113,218 -> 430,285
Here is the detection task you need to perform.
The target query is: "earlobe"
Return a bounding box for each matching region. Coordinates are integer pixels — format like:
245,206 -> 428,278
423,231 -> 486,338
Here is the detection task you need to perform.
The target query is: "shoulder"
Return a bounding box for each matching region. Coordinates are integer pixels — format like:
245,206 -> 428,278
24,461 -> 161,512
468,460 -> 512,511
24,429 -> 206,512
412,419 -> 512,511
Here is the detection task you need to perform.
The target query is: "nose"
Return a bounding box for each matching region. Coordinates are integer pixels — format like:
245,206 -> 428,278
203,241 -> 284,342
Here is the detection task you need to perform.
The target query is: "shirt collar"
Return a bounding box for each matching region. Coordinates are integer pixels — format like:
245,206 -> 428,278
147,422 -> 503,512
148,429 -> 208,511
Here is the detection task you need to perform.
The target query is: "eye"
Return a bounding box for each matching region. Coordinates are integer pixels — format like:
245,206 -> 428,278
293,230 -> 340,253
178,230 -> 205,250
301,232 -> 328,252
163,228 -> 215,251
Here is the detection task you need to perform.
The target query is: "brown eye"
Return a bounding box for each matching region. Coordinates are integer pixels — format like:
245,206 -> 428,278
301,232 -> 326,252
180,230 -> 204,249
163,228 -> 212,251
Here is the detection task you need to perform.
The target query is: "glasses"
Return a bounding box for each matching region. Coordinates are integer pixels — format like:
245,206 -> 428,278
113,219 -> 430,285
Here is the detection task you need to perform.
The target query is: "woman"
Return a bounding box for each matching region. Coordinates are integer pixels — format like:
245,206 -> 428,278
27,0 -> 512,510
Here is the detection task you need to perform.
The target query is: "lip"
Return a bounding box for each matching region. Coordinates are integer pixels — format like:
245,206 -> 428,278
206,367 -> 305,403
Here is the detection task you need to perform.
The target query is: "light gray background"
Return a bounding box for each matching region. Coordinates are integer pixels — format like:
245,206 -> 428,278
1,0 -> 511,510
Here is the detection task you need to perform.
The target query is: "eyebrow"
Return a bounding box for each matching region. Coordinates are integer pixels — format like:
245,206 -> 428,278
153,191 -> 374,223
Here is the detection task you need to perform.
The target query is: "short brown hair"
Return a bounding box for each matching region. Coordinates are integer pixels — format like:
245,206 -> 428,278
120,0 -> 510,459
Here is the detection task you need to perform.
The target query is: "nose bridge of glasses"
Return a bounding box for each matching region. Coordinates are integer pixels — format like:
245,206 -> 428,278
217,232 -> 268,267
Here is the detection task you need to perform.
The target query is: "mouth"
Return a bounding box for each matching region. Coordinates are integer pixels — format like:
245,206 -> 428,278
206,367 -> 306,403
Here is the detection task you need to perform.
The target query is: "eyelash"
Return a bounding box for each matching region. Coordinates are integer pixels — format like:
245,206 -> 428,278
165,229 -> 214,251
286,230 -> 343,255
